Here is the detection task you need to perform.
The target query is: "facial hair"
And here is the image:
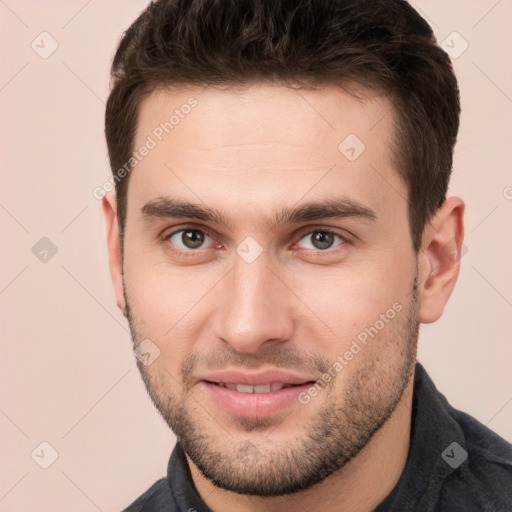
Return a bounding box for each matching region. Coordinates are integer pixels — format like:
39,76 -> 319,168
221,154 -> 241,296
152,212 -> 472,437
125,277 -> 419,497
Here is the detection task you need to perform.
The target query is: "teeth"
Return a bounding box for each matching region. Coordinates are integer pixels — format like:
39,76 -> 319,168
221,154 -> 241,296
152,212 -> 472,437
218,382 -> 288,393
254,384 -> 271,393
236,384 -> 255,393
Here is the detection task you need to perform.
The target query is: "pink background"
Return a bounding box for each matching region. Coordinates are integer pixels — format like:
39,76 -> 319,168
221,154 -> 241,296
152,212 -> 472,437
1,1 -> 511,510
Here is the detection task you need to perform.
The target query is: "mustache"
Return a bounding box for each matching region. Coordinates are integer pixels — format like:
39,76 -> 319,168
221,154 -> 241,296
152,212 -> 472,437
180,345 -> 331,382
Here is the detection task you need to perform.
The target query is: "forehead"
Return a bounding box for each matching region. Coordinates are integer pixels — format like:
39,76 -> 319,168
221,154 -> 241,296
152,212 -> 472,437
136,82 -> 395,157
128,83 -> 405,228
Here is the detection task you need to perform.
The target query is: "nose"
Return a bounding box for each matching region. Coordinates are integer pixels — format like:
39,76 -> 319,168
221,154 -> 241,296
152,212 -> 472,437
211,253 -> 296,354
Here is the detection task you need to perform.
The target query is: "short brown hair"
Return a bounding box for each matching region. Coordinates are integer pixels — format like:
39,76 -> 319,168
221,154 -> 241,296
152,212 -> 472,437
105,0 -> 460,252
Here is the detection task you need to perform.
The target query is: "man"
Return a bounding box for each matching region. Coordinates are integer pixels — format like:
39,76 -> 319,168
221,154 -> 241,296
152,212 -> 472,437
102,1 -> 512,510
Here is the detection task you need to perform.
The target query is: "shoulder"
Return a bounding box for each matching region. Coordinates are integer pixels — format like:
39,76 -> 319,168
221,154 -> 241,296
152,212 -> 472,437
122,478 -> 177,512
439,406 -> 512,511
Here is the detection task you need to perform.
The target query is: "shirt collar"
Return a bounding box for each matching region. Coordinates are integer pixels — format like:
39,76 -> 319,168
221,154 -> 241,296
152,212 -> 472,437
374,362 -> 467,510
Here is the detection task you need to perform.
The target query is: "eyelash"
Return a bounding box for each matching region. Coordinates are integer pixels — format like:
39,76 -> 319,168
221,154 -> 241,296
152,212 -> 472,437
161,225 -> 350,258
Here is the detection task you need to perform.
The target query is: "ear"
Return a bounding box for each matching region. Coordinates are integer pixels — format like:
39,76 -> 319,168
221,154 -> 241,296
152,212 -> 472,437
102,193 -> 127,316
417,196 -> 465,324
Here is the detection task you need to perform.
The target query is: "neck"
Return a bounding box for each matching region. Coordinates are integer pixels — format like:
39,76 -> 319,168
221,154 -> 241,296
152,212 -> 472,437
187,372 -> 414,512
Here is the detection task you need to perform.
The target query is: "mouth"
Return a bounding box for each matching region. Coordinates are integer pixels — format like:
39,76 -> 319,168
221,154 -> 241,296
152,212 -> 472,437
199,373 -> 316,418
210,381 -> 306,393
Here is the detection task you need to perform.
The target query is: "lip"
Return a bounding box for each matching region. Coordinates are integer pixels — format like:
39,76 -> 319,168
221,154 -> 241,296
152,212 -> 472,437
198,369 -> 314,386
198,369 -> 316,418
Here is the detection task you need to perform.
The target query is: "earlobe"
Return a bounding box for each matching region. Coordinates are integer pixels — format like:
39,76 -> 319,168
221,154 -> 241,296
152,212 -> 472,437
102,194 -> 127,316
417,196 -> 465,324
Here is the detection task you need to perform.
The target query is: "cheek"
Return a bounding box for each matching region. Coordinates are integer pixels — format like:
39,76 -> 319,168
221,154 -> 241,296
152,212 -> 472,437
122,246 -> 220,352
287,256 -> 415,347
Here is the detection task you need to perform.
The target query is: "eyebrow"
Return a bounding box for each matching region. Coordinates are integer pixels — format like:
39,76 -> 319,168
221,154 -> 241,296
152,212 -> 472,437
140,195 -> 377,230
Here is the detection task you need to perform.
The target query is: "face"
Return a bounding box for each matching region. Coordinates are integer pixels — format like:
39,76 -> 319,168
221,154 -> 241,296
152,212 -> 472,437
120,83 -> 420,495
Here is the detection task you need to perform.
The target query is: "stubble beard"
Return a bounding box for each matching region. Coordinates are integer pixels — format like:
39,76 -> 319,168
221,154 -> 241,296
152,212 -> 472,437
125,278 -> 419,497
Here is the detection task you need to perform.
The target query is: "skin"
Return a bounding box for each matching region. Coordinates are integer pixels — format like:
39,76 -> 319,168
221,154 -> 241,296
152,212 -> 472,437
103,83 -> 464,512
